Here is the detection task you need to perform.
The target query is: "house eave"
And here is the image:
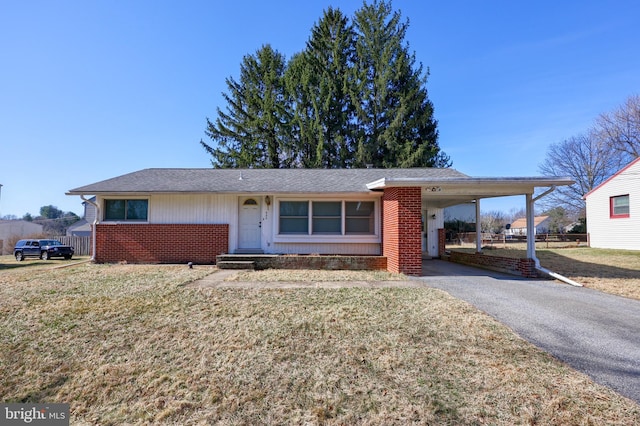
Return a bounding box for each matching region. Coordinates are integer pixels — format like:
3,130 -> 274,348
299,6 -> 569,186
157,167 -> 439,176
367,176 -> 573,191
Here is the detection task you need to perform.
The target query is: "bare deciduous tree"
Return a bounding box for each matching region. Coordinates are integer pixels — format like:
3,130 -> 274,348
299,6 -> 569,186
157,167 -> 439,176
507,208 -> 526,225
538,95 -> 640,216
538,133 -> 624,215
480,210 -> 506,234
594,94 -> 640,161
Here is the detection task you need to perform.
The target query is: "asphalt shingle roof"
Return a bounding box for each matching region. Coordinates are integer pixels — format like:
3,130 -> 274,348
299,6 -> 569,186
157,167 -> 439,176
68,168 -> 470,194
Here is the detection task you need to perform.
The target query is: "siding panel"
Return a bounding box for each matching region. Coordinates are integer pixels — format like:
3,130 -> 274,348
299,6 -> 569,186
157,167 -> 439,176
149,194 -> 237,224
586,160 -> 640,250
272,242 -> 381,255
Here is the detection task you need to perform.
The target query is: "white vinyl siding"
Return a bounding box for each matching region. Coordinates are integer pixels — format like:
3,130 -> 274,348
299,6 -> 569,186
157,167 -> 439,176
148,194 -> 237,224
586,159 -> 640,250
273,242 -> 381,255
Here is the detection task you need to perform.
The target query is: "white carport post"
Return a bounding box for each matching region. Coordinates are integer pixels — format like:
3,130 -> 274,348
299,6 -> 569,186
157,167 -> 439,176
525,193 -> 535,260
475,198 -> 482,253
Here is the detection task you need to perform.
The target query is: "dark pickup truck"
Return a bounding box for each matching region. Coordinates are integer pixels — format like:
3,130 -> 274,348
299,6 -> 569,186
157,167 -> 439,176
14,239 -> 74,261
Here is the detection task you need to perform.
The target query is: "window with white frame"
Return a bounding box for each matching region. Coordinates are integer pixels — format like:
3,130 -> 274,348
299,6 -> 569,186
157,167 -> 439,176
279,201 -> 309,234
345,201 -> 374,234
278,200 -> 376,236
312,202 -> 341,234
610,194 -> 630,218
104,199 -> 149,221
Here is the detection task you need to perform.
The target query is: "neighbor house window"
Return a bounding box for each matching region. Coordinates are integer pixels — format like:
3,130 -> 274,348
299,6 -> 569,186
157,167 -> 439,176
278,200 -> 376,236
279,201 -> 309,234
610,195 -> 630,218
104,199 -> 148,221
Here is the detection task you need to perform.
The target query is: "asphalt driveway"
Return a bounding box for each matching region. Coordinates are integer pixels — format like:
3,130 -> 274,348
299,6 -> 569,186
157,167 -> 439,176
417,259 -> 640,405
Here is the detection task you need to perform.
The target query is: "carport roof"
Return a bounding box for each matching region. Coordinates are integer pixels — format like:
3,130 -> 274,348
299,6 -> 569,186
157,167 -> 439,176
67,168 -> 573,207
366,176 -> 574,208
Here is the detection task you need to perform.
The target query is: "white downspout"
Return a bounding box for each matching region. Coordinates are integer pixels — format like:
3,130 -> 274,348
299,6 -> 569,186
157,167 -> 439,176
527,187 -> 583,287
81,195 -> 99,262
475,199 -> 482,253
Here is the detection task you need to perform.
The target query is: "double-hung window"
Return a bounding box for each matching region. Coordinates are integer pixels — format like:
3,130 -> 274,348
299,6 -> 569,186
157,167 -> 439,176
278,200 -> 376,236
312,202 -> 341,234
345,201 -> 374,234
610,195 -> 630,218
104,199 -> 149,221
279,201 -> 309,234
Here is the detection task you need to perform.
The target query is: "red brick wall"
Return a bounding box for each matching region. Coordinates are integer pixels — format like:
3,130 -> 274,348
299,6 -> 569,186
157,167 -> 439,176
438,228 -> 446,257
382,187 -> 422,276
448,251 -> 539,278
248,255 -> 387,271
95,224 -> 229,264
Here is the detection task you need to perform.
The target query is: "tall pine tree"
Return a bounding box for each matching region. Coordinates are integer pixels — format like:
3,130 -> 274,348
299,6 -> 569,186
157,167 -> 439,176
285,52 -> 322,167
304,7 -> 356,168
202,1 -> 450,169
285,8 -> 355,168
351,0 -> 448,167
201,45 -> 291,168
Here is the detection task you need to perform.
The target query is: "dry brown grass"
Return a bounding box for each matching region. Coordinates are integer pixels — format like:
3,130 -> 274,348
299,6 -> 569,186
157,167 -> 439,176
448,247 -> 640,300
1,261 -> 638,424
228,268 -> 404,282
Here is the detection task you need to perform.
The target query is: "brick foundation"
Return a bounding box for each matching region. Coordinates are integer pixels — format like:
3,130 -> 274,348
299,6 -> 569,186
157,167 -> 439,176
221,255 -> 387,271
382,187 -> 422,276
95,224 -> 229,264
448,250 -> 539,278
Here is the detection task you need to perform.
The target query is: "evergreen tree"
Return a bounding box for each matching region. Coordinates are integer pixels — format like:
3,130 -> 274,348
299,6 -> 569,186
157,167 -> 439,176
304,7 -> 356,168
201,45 -> 291,168
202,1 -> 450,169
285,52 -> 322,167
351,0 -> 448,167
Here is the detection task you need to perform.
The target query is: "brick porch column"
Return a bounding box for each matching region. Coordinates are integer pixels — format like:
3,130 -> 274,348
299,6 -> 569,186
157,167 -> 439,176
438,228 -> 446,257
382,187 -> 422,276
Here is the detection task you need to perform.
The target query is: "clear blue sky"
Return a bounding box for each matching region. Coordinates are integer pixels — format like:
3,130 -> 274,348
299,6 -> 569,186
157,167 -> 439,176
1,0 -> 638,218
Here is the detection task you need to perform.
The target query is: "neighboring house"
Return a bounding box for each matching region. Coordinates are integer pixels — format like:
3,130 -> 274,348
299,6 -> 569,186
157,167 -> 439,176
0,220 -> 44,255
67,168 -> 572,276
585,157 -> 640,250
506,216 -> 550,236
67,197 -> 97,236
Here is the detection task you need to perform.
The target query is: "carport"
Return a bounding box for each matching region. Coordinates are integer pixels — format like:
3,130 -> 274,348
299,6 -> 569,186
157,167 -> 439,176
368,176 -> 574,278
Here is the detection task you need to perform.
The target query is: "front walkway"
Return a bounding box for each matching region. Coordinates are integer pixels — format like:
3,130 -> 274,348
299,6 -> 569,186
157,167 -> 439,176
417,259 -> 640,404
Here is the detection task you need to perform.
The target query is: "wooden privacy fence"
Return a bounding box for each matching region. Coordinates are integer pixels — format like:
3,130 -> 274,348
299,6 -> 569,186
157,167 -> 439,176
55,236 -> 92,256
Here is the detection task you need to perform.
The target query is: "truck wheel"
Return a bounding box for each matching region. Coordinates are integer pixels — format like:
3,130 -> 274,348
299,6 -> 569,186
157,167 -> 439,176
42,251 -> 50,260
15,252 -> 24,261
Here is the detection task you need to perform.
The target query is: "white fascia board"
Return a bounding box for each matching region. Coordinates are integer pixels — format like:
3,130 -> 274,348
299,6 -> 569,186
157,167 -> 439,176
366,177 -> 573,190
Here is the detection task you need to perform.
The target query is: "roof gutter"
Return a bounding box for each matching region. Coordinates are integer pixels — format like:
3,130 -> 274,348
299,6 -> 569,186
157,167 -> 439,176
81,195 -> 99,262
529,186 -> 583,287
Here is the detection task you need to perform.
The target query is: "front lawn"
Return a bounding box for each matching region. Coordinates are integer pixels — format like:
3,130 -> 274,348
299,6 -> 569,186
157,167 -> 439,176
1,263 -> 638,424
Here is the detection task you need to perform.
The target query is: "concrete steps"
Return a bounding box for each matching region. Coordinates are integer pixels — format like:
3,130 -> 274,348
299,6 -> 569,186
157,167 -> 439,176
216,260 -> 256,270
216,254 -> 278,270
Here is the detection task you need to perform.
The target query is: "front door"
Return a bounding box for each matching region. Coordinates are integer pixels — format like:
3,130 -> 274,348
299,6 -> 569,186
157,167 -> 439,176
238,197 -> 261,250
